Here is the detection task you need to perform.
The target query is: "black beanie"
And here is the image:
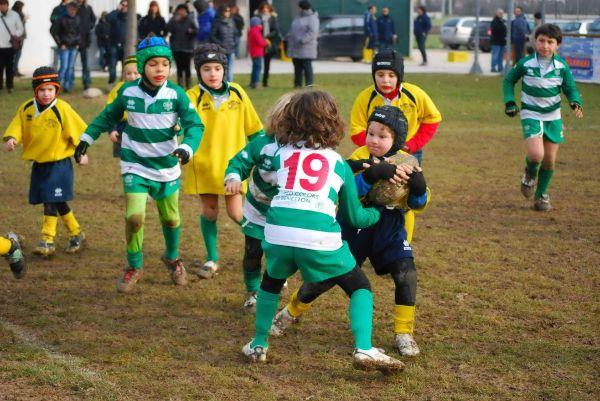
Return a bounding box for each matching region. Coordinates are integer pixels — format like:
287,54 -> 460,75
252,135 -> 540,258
372,49 -> 404,86
32,66 -> 61,94
368,105 -> 408,155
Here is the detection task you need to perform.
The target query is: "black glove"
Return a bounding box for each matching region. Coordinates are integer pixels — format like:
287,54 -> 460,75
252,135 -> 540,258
172,148 -> 190,165
346,158 -> 371,173
362,162 -> 397,185
570,102 -> 582,112
505,101 -> 519,117
407,170 -> 427,196
74,141 -> 89,163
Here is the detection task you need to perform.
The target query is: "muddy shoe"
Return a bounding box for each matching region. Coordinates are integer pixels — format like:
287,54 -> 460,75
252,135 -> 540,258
33,240 -> 55,258
520,169 -> 536,198
64,233 -> 85,254
161,256 -> 187,286
5,232 -> 26,279
353,347 -> 405,374
117,267 -> 141,293
196,260 -> 218,279
394,333 -> 420,357
243,292 -> 257,313
534,193 -> 552,211
242,340 -> 268,363
270,307 -> 298,337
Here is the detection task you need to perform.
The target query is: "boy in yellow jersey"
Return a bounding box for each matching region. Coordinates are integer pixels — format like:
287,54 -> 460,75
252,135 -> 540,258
272,106 -> 430,357
184,43 -> 264,279
105,56 -> 140,158
3,67 -> 87,258
1,232 -> 26,279
350,49 -> 441,243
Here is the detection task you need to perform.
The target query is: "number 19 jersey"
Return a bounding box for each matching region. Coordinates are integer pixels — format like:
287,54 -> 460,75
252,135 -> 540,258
265,144 -> 348,251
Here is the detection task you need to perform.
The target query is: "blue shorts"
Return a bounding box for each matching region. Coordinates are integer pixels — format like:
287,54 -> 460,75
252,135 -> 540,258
340,207 -> 413,275
29,158 -> 74,205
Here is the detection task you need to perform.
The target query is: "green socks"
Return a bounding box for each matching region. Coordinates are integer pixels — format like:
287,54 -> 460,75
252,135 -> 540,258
535,168 -> 554,199
525,156 -> 541,178
200,215 -> 218,262
127,251 -> 143,269
252,288 -> 280,348
243,267 -> 262,293
162,224 -> 180,260
349,289 -> 373,350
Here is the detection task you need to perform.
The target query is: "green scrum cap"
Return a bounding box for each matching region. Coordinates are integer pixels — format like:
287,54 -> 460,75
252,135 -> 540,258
136,36 -> 173,74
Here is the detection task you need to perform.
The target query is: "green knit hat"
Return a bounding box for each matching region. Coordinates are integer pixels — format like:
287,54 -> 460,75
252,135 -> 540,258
136,36 -> 172,74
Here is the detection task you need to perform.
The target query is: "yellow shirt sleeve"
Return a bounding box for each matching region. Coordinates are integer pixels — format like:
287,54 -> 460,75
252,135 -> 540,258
58,100 -> 88,147
3,102 -> 27,144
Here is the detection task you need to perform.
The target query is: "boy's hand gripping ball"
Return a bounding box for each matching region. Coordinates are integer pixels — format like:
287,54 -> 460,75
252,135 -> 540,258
367,153 -> 420,208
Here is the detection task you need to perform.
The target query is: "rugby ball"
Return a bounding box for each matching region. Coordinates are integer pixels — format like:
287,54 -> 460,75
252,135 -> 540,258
366,153 -> 420,207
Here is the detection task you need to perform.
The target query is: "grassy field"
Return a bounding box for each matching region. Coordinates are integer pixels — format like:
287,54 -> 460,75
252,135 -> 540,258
0,72 -> 599,401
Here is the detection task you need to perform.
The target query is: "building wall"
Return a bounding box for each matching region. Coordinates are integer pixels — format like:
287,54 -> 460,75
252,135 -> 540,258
19,0 -> 168,75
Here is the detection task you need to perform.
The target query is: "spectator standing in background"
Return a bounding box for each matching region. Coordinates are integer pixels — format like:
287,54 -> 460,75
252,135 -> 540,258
490,8 -> 507,73
247,16 -> 267,89
527,11 -> 543,54
50,0 -> 68,24
107,0 -> 129,85
194,0 -> 215,43
230,5 -> 244,58
95,11 -> 109,71
50,1 -> 80,93
210,5 -> 236,82
257,1 -> 280,88
76,0 -> 96,90
139,1 -> 166,38
10,0 -> 25,77
377,6 -> 396,51
0,0 -> 24,93
511,6 -> 530,64
286,0 -> 318,88
413,5 -> 431,66
363,4 -> 377,54
167,3 -> 197,89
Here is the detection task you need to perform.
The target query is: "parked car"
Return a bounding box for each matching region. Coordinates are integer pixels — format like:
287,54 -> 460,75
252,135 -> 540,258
588,17 -> 600,34
441,17 -> 491,49
317,15 -> 364,62
468,19 -> 492,52
547,19 -> 595,35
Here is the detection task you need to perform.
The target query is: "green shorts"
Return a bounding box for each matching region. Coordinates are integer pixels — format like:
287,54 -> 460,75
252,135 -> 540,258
521,118 -> 564,144
262,240 -> 356,283
122,174 -> 180,200
241,218 -> 265,241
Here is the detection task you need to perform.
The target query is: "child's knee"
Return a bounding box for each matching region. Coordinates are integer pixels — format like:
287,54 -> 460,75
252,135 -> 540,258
202,204 -> 218,220
162,219 -> 180,229
126,214 -> 145,233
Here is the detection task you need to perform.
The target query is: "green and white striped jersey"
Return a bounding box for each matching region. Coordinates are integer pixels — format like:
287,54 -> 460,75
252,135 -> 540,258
82,80 -> 204,182
225,134 -> 280,228
265,143 -> 380,251
503,53 -> 582,121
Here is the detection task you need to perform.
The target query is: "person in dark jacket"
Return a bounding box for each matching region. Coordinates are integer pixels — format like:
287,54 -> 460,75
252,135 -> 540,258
286,0 -> 319,88
50,0 -> 68,23
107,0 -> 129,84
50,1 -> 80,92
256,1 -> 280,88
11,0 -> 25,77
230,5 -> 244,58
95,11 -> 109,70
511,6 -> 530,64
210,5 -> 236,82
413,5 -> 431,66
139,0 -> 166,38
377,7 -> 396,51
490,8 -> 507,73
167,3 -> 197,88
76,0 -> 95,90
363,4 -> 377,51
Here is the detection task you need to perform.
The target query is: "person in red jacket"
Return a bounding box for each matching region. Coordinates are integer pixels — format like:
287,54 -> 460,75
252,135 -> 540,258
247,16 -> 268,89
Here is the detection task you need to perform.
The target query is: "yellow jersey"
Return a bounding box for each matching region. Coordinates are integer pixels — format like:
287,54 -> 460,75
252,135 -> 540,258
183,83 -> 264,194
3,98 -> 87,163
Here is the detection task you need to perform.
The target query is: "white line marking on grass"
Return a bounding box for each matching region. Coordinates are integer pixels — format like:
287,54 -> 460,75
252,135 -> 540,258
0,319 -> 116,389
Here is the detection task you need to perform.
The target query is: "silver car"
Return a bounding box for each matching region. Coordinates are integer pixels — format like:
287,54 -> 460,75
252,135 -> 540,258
441,17 -> 491,49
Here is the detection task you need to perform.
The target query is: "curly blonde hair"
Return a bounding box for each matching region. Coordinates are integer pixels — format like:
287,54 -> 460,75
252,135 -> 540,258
274,90 -> 345,149
265,92 -> 295,135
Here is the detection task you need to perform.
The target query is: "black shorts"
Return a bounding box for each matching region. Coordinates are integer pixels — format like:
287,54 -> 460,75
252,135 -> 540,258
29,158 -> 74,205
